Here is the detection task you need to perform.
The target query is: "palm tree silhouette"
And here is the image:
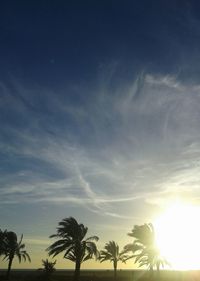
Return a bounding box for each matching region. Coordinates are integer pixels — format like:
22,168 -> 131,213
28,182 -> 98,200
3,231 -> 31,280
0,229 -> 7,256
124,223 -> 169,273
47,217 -> 99,281
99,241 -> 127,280
39,259 -> 56,280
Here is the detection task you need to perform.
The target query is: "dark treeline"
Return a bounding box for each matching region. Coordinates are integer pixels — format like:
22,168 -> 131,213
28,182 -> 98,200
0,217 -> 170,281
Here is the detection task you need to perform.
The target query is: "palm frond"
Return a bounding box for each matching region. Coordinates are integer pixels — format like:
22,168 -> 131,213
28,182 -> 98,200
127,223 -> 169,271
86,236 -> 99,242
48,217 -> 98,267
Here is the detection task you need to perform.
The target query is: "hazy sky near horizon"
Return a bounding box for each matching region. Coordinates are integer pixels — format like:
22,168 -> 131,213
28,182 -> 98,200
1,0 -> 200,269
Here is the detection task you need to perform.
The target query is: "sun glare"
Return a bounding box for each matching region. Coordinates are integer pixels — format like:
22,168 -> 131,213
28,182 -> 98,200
154,201 -> 200,270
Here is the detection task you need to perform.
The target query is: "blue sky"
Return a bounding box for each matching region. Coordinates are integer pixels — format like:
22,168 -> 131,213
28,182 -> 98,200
1,0 -> 200,269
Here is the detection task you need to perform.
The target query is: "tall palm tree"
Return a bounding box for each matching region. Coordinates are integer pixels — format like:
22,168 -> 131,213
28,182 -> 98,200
99,241 -> 128,280
124,223 -> 169,273
47,217 -> 99,281
3,231 -> 31,280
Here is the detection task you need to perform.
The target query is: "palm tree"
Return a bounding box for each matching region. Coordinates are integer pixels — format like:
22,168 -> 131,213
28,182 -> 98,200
99,241 -> 128,280
0,229 -> 7,256
124,223 -> 169,274
39,259 -> 56,280
47,217 -> 99,281
0,228 -> 7,272
3,231 -> 31,280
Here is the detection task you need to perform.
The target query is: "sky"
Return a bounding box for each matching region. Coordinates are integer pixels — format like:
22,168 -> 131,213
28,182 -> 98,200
1,0 -> 200,270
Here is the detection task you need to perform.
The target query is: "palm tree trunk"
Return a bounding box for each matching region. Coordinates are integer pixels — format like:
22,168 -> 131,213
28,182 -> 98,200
156,262 -> 160,273
6,256 -> 13,280
156,262 -> 160,279
73,260 -> 81,281
149,265 -> 153,278
114,260 -> 117,281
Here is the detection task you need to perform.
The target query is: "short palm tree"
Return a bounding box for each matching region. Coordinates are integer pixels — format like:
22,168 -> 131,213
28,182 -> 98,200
124,223 -> 169,273
99,241 -> 128,280
3,231 -> 31,280
47,217 -> 99,281
39,259 -> 56,280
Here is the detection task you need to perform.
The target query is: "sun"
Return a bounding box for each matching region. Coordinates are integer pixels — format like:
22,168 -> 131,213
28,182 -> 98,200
154,201 -> 200,270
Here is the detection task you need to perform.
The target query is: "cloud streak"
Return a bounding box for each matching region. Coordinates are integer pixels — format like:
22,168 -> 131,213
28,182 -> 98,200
1,72 -> 200,220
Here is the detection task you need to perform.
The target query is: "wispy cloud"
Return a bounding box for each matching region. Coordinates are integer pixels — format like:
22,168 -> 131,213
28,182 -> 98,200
1,73 -> 200,220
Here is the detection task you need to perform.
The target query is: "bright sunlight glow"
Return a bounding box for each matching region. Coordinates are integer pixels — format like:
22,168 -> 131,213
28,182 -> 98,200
154,201 -> 200,270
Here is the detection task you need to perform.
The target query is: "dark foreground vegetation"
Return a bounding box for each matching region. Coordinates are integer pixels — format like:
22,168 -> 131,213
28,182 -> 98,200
0,217 -> 196,281
0,270 -> 199,281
